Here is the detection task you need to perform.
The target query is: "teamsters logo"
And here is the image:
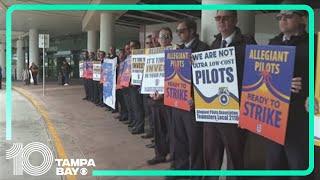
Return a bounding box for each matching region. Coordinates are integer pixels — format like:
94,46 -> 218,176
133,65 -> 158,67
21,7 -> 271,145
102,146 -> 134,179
6,142 -> 95,176
218,87 -> 230,106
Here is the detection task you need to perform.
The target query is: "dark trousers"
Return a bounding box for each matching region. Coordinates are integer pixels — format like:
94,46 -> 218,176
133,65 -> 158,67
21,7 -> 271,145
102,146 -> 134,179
172,108 -> 203,173
143,95 -> 154,135
0,79 -> 2,89
264,110 -> 308,180
123,88 -> 134,124
98,83 -> 103,105
88,79 -> 94,102
83,79 -> 89,99
203,123 -> 246,180
114,89 -> 120,112
129,86 -> 144,131
32,73 -> 37,85
265,139 -> 308,180
93,80 -> 99,104
118,89 -> 128,121
64,72 -> 69,84
165,106 -> 174,162
152,101 -> 169,158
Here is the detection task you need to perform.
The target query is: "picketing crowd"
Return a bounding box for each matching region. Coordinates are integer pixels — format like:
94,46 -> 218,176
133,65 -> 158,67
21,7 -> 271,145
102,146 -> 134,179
79,10 -> 319,180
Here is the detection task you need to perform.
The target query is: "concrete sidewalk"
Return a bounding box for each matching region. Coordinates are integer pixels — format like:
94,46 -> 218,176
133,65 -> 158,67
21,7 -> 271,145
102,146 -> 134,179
12,81 -> 170,180
0,87 -> 60,180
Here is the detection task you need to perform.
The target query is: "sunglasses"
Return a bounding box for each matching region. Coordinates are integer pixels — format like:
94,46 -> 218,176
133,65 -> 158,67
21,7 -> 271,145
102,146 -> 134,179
214,15 -> 233,22
176,28 -> 188,34
276,14 -> 294,21
159,34 -> 171,40
145,41 -> 152,44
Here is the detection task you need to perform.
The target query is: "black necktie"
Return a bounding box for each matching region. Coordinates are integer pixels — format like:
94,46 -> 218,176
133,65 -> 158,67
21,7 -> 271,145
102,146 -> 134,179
221,40 -> 227,48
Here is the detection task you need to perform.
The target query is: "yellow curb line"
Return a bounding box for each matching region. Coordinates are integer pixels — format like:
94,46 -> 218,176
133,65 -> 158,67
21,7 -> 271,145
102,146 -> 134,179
13,86 -> 77,180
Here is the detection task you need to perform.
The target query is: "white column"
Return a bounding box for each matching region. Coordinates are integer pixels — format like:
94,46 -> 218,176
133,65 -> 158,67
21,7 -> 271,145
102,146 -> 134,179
0,43 -> 5,78
201,0 -> 256,45
87,30 -> 98,53
16,39 -> 24,80
100,12 -> 114,53
29,28 -> 39,65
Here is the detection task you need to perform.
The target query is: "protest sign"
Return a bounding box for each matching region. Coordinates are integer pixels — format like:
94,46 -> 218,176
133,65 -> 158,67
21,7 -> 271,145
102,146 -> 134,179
315,32 -> 320,146
192,47 -> 239,123
102,57 -> 117,109
79,61 -> 84,78
131,49 -> 145,85
119,56 -> 131,87
164,49 -> 192,111
141,47 -> 172,94
92,61 -> 101,81
239,45 -> 296,145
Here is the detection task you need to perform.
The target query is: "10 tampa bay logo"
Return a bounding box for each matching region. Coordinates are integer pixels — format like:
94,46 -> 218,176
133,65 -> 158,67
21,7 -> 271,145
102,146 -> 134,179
6,142 -> 95,176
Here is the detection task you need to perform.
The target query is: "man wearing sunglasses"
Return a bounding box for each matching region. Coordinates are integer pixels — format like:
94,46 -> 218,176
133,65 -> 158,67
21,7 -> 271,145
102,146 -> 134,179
147,27 -> 174,166
168,19 -> 209,180
265,10 -> 309,178
82,50 -> 89,100
202,10 -> 256,180
141,35 -> 155,141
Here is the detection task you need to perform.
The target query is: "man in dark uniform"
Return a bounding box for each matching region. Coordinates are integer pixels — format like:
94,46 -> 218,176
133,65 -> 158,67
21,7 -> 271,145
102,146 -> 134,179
116,49 -> 128,122
203,11 -> 256,180
96,51 -> 106,107
82,50 -> 89,100
168,19 -> 209,180
108,46 -> 120,113
122,43 -> 136,128
147,27 -> 173,166
93,50 -> 101,105
128,40 -> 145,135
141,35 -> 155,139
88,52 -> 95,103
265,10 -> 309,180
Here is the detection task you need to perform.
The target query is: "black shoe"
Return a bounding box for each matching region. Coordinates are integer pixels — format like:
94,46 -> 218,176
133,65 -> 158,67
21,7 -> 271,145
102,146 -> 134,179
82,97 -> 88,100
145,143 -> 155,148
128,123 -> 135,128
141,133 -> 153,139
131,129 -> 144,135
147,157 -> 166,165
123,121 -> 131,124
112,110 -> 118,113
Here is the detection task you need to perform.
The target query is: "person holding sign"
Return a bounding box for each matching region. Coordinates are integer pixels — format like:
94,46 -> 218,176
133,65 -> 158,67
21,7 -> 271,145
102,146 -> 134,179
169,19 -> 209,179
96,51 -> 106,107
108,46 -> 120,113
88,52 -> 95,103
264,10 -> 309,175
141,35 -> 155,140
121,43 -> 136,128
202,11 -> 256,177
128,40 -> 145,135
82,51 -> 90,101
116,49 -> 129,122
147,27 -> 174,166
